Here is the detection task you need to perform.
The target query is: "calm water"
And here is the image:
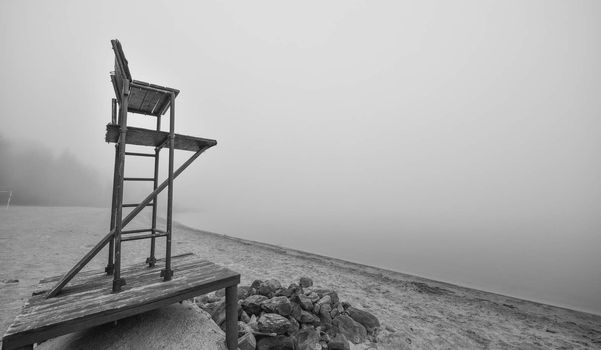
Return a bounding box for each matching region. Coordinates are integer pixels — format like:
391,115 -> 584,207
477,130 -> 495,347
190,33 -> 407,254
175,210 -> 601,316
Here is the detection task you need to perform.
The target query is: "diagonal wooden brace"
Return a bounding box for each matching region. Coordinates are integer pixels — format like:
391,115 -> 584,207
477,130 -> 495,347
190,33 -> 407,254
45,147 -> 209,298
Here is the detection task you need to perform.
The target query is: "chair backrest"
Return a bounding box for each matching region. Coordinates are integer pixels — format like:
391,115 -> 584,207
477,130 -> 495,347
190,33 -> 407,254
110,39 -> 132,101
111,39 -> 132,82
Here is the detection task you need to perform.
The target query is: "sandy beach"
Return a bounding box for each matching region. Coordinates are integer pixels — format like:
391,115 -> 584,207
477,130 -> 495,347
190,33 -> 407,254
1,206 -> 600,349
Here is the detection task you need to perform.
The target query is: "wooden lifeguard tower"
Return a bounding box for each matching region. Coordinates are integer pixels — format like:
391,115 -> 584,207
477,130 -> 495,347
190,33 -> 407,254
2,40 -> 240,350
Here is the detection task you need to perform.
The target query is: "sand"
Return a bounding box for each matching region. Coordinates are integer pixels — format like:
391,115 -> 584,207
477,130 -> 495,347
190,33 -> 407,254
1,206 -> 600,349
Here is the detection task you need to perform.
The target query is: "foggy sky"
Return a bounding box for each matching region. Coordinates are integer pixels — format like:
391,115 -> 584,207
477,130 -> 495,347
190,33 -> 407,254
1,1 -> 600,313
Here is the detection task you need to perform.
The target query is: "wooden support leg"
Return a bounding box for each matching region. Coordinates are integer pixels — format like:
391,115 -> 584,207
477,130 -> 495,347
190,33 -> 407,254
225,285 -> 238,350
161,93 -> 175,281
106,99 -> 119,275
113,81 -> 129,292
147,116 -> 161,268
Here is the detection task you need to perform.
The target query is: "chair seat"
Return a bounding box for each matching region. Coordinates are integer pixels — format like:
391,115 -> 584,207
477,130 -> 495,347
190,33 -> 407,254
127,80 -> 180,116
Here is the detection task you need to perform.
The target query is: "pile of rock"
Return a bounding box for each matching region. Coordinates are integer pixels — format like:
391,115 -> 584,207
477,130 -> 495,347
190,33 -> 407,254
195,277 -> 380,350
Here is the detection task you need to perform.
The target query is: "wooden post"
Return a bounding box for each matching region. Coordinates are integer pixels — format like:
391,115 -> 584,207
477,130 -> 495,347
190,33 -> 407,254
106,99 -> 119,275
113,80 -> 129,292
225,285 -> 238,350
147,116 -> 161,267
161,93 -> 175,281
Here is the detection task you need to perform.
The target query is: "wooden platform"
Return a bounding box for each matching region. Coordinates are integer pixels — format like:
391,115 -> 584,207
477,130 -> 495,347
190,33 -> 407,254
105,124 -> 217,152
1,253 -> 240,350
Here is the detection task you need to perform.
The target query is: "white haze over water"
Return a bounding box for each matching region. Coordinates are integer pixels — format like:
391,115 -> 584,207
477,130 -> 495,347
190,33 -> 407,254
175,206 -> 601,316
1,1 -> 600,315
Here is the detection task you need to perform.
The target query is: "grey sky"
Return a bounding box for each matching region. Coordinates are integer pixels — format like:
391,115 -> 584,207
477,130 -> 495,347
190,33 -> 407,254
1,1 -> 600,313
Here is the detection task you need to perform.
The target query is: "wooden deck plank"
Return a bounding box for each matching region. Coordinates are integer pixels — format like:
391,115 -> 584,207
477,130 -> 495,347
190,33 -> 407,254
2,254 -> 240,350
105,124 -> 217,152
27,264 -> 224,316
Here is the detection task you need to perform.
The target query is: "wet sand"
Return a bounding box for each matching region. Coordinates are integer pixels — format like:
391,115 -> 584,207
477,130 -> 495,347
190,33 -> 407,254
1,206 -> 600,349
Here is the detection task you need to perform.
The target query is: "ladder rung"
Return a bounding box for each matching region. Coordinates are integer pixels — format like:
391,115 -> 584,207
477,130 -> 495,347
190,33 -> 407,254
124,177 -> 155,181
121,228 -> 153,235
121,232 -> 168,242
125,152 -> 156,157
122,203 -> 153,208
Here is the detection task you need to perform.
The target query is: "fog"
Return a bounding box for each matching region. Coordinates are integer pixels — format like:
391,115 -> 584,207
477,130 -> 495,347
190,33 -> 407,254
0,135 -> 108,206
1,1 -> 600,314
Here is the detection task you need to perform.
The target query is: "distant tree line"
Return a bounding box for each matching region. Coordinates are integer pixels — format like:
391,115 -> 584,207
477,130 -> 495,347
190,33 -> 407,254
0,135 -> 108,207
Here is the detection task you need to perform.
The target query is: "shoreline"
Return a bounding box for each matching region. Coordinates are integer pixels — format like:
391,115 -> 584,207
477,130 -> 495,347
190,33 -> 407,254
175,221 -> 600,318
2,206 -> 600,349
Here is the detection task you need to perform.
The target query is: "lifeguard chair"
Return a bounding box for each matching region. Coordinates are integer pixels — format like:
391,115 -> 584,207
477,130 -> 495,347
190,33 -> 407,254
1,40 -> 240,350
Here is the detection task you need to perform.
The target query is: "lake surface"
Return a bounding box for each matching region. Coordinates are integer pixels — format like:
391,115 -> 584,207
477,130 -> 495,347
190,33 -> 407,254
175,210 -> 601,316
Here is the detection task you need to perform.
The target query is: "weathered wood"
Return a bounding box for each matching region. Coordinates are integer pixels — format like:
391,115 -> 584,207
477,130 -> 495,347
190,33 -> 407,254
111,39 -> 132,81
2,254 -> 240,350
225,285 -> 238,350
113,83 -> 130,292
124,152 -> 155,157
105,124 -> 217,152
121,232 -> 167,242
121,228 -> 153,235
149,115 -> 161,267
122,202 -> 153,207
125,81 -> 179,116
163,93 -> 175,281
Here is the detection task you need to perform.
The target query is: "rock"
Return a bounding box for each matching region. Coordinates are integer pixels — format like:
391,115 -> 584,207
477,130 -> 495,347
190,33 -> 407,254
305,288 -> 338,303
210,300 -> 227,327
238,332 -> 256,350
251,279 -> 263,289
258,313 -> 292,335
261,296 -> 292,316
276,283 -> 301,298
257,279 -> 282,298
243,295 -> 268,315
301,323 -> 315,331
316,295 -> 331,306
299,310 -> 320,325
330,307 -> 339,319
298,294 -> 314,311
313,303 -> 320,315
306,292 -> 320,303
248,314 -> 259,332
299,277 -> 313,288
206,293 -> 224,303
341,301 -> 351,309
233,286 -> 251,299
333,315 -> 367,344
240,310 -> 251,323
296,328 -> 320,350
197,300 -> 223,316
290,301 -> 303,322
256,335 -> 295,350
196,294 -> 212,304
329,333 -> 350,350
238,321 -> 252,337
319,304 -> 332,327
347,307 -> 380,334
288,316 -> 300,334
258,285 -> 275,297
265,279 -> 282,291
